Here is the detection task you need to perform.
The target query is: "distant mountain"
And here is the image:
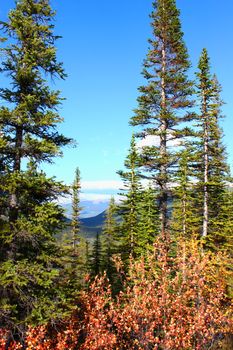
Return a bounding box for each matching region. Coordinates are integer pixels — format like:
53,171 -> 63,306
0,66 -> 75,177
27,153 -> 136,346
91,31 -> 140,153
59,210 -> 106,242
79,211 -> 106,239
62,199 -> 109,219
80,211 -> 106,228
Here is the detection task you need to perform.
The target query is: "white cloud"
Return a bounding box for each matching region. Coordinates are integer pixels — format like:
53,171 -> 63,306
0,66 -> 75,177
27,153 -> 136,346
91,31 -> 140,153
57,194 -> 71,205
81,180 -> 123,190
137,135 -> 160,148
137,132 -> 181,149
80,193 -> 121,203
57,192 -> 121,204
57,180 -> 123,205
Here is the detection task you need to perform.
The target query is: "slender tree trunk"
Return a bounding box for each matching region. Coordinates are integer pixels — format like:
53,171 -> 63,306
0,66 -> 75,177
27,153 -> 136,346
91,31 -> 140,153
182,195 -> 187,237
160,40 -> 168,238
130,207 -> 135,256
85,240 -> 90,272
182,163 -> 187,237
182,241 -> 186,283
9,126 -> 23,223
203,95 -> 208,237
130,169 -> 135,255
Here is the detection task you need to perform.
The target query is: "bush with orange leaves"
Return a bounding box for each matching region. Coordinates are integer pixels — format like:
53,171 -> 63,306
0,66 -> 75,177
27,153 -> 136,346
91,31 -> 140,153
0,238 -> 232,349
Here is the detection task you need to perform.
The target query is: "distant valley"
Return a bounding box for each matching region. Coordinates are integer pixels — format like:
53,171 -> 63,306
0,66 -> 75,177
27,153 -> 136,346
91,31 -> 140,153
60,200 -> 109,241
62,199 -> 110,219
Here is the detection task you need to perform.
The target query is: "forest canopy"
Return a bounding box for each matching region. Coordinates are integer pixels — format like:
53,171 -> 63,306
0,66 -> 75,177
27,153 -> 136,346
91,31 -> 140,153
0,0 -> 232,349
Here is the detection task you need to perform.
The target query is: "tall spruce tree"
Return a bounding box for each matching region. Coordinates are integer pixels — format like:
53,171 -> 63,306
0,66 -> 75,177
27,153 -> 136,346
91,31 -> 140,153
207,76 -> 232,248
136,185 -> 160,256
118,135 -> 159,260
196,48 -> 211,238
130,0 -> 194,236
71,167 -> 81,251
85,239 -> 91,273
171,147 -> 200,238
118,134 -> 142,260
90,232 -> 102,277
218,189 -> 233,254
101,197 -> 118,281
0,0 -> 71,339
195,49 -> 231,248
61,168 -> 84,300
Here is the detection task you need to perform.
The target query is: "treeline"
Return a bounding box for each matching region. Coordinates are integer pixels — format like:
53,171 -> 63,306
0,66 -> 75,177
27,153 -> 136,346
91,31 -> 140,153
0,0 -> 232,349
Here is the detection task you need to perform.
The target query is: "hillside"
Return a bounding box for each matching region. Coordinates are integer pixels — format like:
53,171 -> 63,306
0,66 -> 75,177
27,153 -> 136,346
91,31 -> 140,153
57,210 -> 106,243
62,199 -> 109,219
79,211 -> 106,238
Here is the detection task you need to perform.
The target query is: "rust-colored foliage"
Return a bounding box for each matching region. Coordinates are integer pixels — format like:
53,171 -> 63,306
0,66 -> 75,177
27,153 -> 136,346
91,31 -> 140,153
1,239 -> 232,349
111,240 -> 233,349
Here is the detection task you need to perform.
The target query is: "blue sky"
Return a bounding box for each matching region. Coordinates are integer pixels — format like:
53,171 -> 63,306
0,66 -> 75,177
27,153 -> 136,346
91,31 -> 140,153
1,0 -> 233,201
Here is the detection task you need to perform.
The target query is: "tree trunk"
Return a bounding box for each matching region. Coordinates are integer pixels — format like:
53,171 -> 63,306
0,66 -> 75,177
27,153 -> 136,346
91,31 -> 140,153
203,95 -> 208,238
160,40 -> 168,238
9,126 -> 23,223
182,194 -> 187,237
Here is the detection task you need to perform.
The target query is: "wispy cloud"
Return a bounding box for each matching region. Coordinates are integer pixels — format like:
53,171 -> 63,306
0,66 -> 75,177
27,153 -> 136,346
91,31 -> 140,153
57,192 -> 121,204
137,132 -> 181,148
57,180 -> 123,205
81,180 -> 123,190
137,135 -> 160,148
80,193 -> 121,203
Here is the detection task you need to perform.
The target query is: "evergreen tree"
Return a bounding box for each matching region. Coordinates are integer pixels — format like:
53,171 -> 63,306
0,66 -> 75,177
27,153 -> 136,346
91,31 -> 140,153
130,0 -> 194,236
90,232 -> 102,276
71,167 -> 81,251
85,239 -> 91,273
217,189 -> 233,254
118,134 -> 142,260
207,76 -> 231,246
101,197 -> 118,281
118,136 -> 160,260
195,49 -> 231,247
196,48 -> 212,238
192,49 -> 233,254
60,168 -> 84,300
171,147 -> 200,238
136,185 -> 160,256
0,0 -> 71,339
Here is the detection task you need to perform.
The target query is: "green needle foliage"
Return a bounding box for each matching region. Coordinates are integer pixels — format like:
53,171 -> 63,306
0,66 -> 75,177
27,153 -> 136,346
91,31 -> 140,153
101,197 -> 119,284
195,48 -> 232,250
60,168 -> 85,302
171,147 -> 200,239
118,134 -> 142,261
136,185 -> 160,256
130,0 -> 195,236
118,135 -> 159,261
71,167 -> 82,251
90,232 -> 102,277
0,0 -> 72,340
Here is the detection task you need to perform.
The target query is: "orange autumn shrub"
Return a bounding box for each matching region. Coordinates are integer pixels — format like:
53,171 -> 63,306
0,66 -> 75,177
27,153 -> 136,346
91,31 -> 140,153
78,276 -> 117,350
111,240 -> 232,349
0,317 -> 83,350
1,239 -> 232,349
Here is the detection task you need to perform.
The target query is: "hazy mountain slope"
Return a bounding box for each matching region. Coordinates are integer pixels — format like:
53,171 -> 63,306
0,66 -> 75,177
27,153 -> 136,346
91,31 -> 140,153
62,200 -> 109,219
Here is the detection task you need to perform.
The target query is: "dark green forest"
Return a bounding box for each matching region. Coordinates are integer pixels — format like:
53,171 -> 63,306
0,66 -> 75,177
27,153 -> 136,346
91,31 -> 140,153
0,0 -> 232,349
